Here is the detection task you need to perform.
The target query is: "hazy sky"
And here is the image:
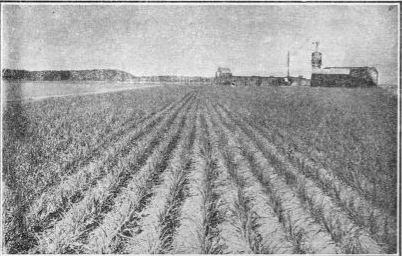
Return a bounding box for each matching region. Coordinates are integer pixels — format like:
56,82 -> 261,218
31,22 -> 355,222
3,4 -> 399,83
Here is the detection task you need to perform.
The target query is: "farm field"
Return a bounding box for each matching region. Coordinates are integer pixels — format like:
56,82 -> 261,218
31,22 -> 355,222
3,80 -> 172,102
2,84 -> 398,254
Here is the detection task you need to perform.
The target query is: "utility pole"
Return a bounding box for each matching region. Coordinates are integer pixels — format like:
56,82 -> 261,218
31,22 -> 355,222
287,50 -> 290,79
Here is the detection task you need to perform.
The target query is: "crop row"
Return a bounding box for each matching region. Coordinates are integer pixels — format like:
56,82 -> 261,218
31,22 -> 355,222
210,99 -> 386,253
171,103 -> 227,253
119,98 -> 198,254
204,103 -> 295,253
27,92 -> 194,231
5,86 -> 396,254
31,93 -> 196,253
4,86 -> 196,253
217,103 -> 396,253
204,100 -> 338,253
230,105 -> 395,215
207,87 -> 396,216
77,101 -> 192,254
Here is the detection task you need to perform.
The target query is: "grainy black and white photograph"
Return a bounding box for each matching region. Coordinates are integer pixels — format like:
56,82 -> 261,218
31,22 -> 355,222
1,2 -> 400,254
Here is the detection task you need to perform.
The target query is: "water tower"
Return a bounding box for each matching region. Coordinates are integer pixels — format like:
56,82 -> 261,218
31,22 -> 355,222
312,41 -> 322,70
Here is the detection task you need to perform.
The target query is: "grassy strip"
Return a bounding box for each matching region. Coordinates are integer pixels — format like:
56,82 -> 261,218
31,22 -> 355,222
205,100 -> 295,254
121,100 -> 197,253
215,103 -> 385,254
30,96 -> 194,253
26,92 -> 193,231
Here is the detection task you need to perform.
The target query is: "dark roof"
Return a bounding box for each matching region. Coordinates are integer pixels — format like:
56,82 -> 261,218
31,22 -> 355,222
324,66 -> 374,69
217,67 -> 232,73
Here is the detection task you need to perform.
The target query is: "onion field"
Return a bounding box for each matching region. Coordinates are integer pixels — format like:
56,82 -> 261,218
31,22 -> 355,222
3,85 -> 397,254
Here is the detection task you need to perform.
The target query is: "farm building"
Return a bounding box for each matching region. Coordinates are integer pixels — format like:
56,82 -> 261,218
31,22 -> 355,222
311,67 -> 378,87
215,67 -> 233,85
289,76 -> 310,86
310,42 -> 378,87
214,67 -> 303,87
231,76 -> 288,87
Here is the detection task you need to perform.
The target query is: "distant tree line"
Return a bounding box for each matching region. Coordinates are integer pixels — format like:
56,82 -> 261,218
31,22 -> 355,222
2,69 -> 137,82
136,76 -> 213,83
2,69 -> 214,83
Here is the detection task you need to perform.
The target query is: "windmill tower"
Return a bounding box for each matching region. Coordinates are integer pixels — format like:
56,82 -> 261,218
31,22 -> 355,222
312,41 -> 322,71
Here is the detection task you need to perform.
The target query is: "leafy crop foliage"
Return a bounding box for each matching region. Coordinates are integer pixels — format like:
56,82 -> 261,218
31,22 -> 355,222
205,86 -> 397,214
3,84 -> 397,254
3,85 -> 194,253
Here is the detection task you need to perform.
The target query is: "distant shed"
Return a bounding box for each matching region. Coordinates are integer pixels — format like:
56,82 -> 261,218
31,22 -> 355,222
215,67 -> 233,85
311,67 -> 378,87
230,76 -> 288,87
289,76 -> 310,86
